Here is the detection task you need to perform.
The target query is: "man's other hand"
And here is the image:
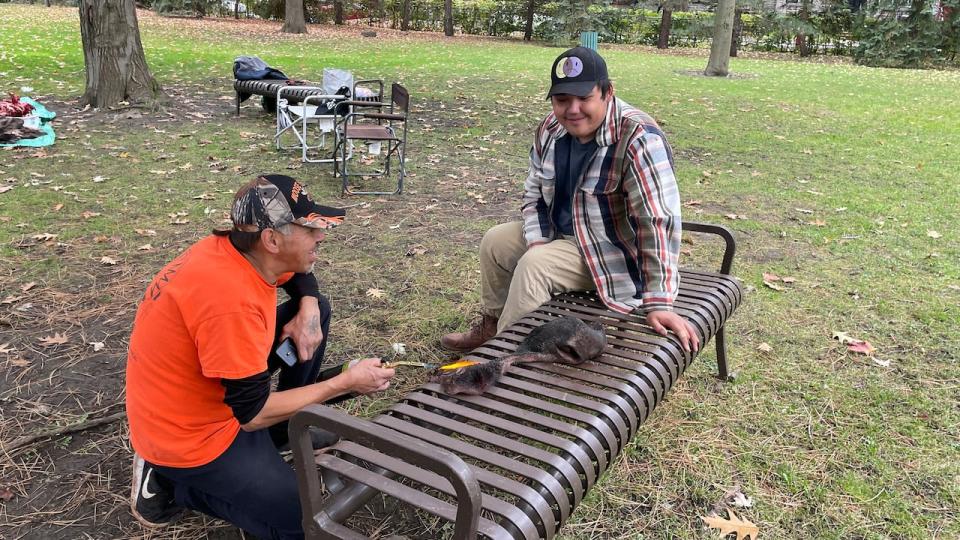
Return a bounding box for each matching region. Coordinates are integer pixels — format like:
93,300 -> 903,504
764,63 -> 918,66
346,358 -> 395,394
646,311 -> 700,353
282,297 -> 323,362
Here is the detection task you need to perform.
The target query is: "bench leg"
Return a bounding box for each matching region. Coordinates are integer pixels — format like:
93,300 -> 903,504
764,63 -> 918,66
236,91 -> 240,116
715,326 -> 730,381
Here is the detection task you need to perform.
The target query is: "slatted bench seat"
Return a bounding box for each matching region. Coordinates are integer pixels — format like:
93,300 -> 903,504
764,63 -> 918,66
289,221 -> 743,539
234,79 -> 320,115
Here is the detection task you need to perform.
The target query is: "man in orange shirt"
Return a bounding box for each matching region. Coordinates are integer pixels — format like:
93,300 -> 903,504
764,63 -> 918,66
125,174 -> 395,538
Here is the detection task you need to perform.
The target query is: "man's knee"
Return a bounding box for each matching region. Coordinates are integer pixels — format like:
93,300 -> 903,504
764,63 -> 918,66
515,246 -> 555,277
480,221 -> 525,264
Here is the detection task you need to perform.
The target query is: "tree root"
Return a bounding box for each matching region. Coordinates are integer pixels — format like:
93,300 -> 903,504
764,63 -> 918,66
3,410 -> 127,455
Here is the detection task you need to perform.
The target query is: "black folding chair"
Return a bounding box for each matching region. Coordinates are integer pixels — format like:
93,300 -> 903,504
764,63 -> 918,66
333,83 -> 409,195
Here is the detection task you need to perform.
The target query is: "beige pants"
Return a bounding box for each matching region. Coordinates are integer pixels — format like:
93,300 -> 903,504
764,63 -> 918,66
480,221 -> 595,332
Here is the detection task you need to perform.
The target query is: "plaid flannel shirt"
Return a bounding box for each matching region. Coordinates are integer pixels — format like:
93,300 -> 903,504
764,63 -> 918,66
521,97 -> 682,314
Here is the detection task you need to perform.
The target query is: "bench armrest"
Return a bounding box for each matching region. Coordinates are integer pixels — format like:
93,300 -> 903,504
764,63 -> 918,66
338,100 -> 386,108
289,405 -> 482,539
363,112 -> 405,121
682,221 -> 737,275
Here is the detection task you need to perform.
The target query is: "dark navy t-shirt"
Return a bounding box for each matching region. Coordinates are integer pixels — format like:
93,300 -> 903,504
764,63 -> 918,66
552,134 -> 598,236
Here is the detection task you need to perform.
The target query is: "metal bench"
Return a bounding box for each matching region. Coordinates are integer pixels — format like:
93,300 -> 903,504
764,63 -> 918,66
234,79 -> 313,115
290,221 -> 742,539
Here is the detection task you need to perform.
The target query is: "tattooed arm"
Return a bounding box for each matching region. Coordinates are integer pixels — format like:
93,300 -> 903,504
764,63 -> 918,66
279,273 -> 324,362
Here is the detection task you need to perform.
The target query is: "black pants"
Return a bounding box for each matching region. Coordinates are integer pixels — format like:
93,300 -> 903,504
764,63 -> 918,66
152,295 -> 332,540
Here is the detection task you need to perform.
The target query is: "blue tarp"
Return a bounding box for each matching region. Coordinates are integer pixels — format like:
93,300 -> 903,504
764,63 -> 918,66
0,97 -> 56,148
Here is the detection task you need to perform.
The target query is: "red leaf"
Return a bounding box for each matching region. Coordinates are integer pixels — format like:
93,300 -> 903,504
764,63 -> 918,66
847,341 -> 875,355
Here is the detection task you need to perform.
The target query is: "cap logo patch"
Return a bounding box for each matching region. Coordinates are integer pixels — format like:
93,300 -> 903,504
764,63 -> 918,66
290,182 -> 302,203
563,57 -> 583,78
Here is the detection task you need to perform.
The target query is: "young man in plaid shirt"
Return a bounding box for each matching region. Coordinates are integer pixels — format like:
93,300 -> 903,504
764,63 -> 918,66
442,47 -> 699,354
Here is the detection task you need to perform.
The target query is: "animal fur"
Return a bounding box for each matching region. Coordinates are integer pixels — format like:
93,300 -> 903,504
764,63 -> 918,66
435,317 -> 607,396
0,117 -> 43,143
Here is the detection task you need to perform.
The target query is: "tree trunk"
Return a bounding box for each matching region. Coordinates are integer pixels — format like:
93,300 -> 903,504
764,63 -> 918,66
658,8 -> 672,49
334,0 -> 344,25
234,0 -> 240,19
523,0 -> 535,41
282,0 -> 307,33
79,0 -> 165,109
730,7 -> 742,57
796,0 -> 811,56
704,0 -> 735,76
401,0 -> 411,30
444,0 -> 454,36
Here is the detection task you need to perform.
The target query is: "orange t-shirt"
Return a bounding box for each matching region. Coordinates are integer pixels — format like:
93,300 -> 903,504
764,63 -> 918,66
125,234 -> 293,468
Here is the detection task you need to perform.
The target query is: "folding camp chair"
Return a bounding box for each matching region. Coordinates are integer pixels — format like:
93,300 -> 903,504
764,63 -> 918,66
275,85 -> 347,164
333,82 -> 409,195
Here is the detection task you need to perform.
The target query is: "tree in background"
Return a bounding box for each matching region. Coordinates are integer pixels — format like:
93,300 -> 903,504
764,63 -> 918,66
282,0 -> 308,32
705,0 -> 735,75
854,0 -> 958,67
657,0 -> 687,49
524,0 -> 541,40
79,0 -> 166,108
400,0 -> 411,30
444,0 -> 454,35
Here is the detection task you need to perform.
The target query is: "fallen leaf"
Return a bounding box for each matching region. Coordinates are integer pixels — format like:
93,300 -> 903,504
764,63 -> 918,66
762,273 -> 780,282
756,343 -> 772,353
53,203 -> 64,211
10,358 -> 31,367
0,486 -> 13,502
795,208 -> 814,214
21,282 -> 36,292
365,288 -> 386,299
0,186 -> 13,194
808,220 -> 827,227
90,341 -> 105,352
135,229 -> 157,237
137,244 -> 153,251
927,230 -> 942,239
781,277 -> 797,284
0,342 -> 15,354
81,210 -> 101,219
763,280 -> 784,291
702,509 -> 759,540
100,256 -> 119,265
847,341 -> 876,355
405,245 -> 427,257
832,331 -> 857,345
731,492 -> 754,508
872,357 -> 891,367
39,332 -> 69,346
92,175 -> 108,182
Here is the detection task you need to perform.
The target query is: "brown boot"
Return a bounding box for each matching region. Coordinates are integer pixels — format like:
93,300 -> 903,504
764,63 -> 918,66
440,314 -> 498,352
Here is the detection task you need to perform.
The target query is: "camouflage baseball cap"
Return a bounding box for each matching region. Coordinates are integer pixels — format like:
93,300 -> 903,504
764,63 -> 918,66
232,174 -> 345,232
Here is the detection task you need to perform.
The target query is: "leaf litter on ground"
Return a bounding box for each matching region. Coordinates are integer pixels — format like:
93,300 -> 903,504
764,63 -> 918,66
702,508 -> 759,540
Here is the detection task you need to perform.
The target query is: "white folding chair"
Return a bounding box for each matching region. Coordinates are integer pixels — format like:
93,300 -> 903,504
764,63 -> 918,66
275,86 -> 346,164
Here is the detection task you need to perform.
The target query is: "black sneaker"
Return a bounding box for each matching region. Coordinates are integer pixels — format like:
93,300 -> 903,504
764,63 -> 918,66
130,453 -> 182,528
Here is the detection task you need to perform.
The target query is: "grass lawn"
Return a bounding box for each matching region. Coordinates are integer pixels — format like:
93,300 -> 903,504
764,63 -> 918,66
1,4 -> 958,539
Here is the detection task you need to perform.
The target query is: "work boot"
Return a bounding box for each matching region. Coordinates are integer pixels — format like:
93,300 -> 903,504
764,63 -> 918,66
440,314 -> 498,352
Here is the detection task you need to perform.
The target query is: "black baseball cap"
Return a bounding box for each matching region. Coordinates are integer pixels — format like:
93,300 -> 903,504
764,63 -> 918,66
546,46 -> 609,99
231,174 -> 345,232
